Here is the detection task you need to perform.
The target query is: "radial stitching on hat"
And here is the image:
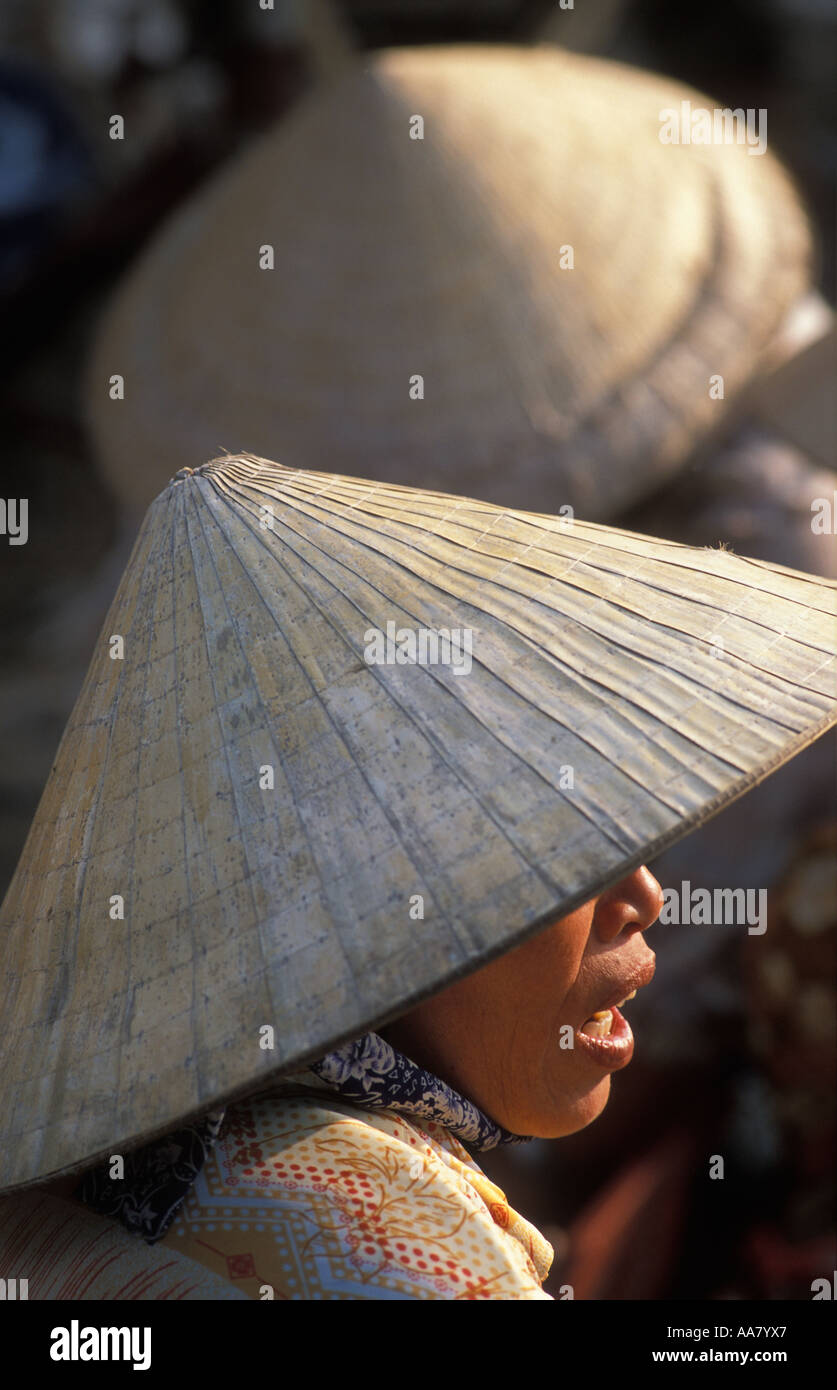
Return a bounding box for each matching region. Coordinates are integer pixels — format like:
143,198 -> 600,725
181,488 -> 370,976
191,483 -> 580,884
197,480 -> 764,846
208,466 -> 835,716
267,482 -> 837,690
183,485 -> 469,948
219,458 -> 836,614
271,473 -> 837,617
206,472 -> 834,745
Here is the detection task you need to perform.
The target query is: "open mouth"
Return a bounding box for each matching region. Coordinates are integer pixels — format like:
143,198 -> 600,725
579,989 -> 637,1038
572,958 -> 654,1069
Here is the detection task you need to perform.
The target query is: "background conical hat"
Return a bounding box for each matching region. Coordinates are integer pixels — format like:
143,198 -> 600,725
84,45 -> 810,518
2,454 -> 835,1192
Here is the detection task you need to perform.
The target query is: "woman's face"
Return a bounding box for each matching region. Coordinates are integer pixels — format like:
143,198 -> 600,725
382,866 -> 663,1138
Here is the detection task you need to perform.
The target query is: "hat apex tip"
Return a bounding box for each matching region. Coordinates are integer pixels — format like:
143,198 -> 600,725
165,459 -> 225,490
165,454 -> 267,491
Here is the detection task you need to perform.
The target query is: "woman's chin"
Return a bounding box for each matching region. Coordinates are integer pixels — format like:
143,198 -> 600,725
522,1075 -> 613,1139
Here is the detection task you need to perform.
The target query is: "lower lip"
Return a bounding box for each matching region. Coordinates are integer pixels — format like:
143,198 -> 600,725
573,1006 -> 634,1071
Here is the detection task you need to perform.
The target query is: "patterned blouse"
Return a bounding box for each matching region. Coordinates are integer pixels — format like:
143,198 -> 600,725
5,1034 -> 555,1300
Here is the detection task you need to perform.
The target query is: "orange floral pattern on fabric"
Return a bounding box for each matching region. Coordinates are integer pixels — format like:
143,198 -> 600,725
159,1082 -> 554,1300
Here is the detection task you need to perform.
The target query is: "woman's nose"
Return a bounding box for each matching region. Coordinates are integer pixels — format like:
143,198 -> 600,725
592,865 -> 664,944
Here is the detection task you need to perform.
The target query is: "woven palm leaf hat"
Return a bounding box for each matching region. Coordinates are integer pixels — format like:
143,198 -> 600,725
84,45 -> 809,519
2,454 -> 835,1193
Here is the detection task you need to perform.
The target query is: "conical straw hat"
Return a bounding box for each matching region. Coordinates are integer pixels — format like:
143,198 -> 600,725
2,454 -> 835,1192
85,45 -> 810,518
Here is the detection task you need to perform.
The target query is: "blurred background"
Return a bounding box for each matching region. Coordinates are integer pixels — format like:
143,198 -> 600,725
0,0 -> 835,1300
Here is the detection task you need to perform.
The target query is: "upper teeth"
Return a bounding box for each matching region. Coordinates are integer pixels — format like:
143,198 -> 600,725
579,990 -> 638,1038
580,1009 -> 613,1038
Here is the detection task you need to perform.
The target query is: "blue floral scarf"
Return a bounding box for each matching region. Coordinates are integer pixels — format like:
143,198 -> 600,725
76,1031 -> 529,1243
311,1031 -> 530,1152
